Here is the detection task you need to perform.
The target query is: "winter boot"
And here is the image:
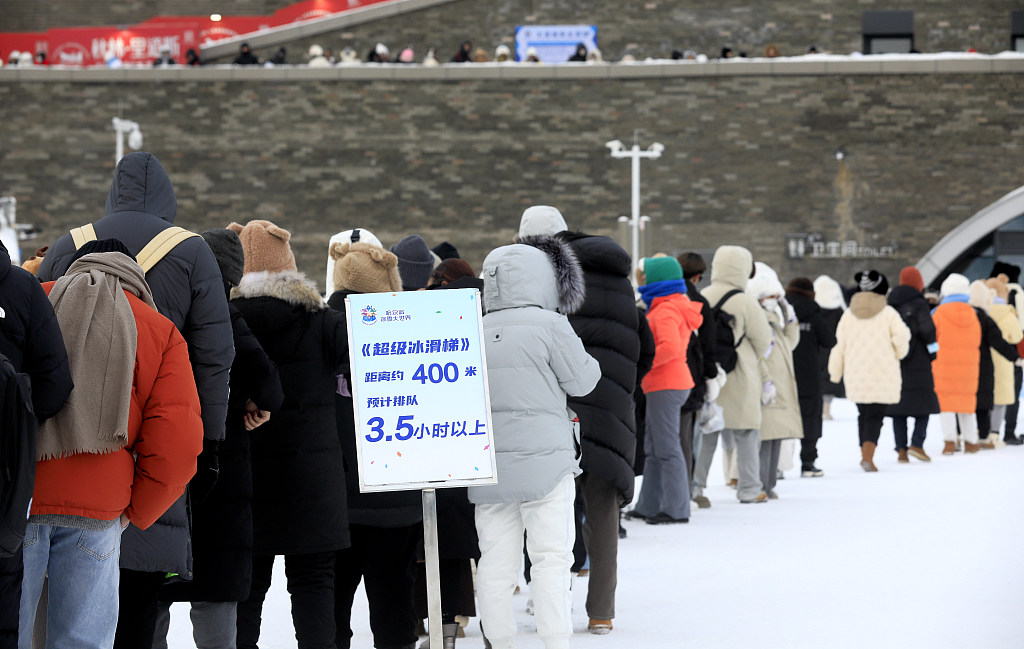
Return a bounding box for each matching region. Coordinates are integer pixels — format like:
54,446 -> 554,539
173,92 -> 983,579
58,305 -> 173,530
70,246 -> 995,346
964,441 -> 981,453
588,618 -> 613,635
942,441 -> 956,455
860,441 -> 878,472
979,434 -> 996,450
692,494 -> 712,508
908,446 -> 931,462
897,448 -> 909,463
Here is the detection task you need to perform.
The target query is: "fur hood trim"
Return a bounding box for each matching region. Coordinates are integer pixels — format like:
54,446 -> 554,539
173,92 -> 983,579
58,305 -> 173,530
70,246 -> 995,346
231,270 -> 326,312
519,235 -> 586,314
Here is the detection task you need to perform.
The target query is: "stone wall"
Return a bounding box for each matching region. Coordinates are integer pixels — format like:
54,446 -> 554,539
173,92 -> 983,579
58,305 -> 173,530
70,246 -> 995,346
2,61 -> 1023,291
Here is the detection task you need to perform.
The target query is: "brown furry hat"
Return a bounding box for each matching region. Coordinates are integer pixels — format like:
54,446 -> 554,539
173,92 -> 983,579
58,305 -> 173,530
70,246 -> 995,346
986,273 -> 1010,301
228,220 -> 296,275
330,241 -> 402,294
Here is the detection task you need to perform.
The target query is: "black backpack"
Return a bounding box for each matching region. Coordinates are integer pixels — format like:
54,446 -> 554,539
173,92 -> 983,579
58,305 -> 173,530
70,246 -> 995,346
0,352 -> 36,557
711,289 -> 746,373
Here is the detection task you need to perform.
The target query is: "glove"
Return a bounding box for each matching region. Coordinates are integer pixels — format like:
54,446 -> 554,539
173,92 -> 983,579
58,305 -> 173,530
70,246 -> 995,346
779,297 -> 797,325
190,439 -> 220,505
705,378 -> 721,404
761,380 -> 778,405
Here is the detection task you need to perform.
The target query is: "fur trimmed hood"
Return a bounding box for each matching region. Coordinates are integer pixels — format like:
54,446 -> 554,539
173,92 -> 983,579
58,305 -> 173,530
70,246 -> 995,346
231,270 -> 326,312
483,236 -> 585,315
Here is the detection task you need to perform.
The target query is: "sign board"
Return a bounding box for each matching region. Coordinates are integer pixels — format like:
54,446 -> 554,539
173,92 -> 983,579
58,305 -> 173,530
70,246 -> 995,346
514,24 -> 598,62
345,289 -> 497,492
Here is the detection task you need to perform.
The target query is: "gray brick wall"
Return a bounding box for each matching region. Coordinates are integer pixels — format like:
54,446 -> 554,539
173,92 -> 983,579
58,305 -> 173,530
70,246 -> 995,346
2,64 -> 1022,292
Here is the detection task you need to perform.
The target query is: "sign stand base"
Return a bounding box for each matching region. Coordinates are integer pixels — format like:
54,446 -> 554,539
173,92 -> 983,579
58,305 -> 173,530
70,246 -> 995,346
422,488 -> 443,649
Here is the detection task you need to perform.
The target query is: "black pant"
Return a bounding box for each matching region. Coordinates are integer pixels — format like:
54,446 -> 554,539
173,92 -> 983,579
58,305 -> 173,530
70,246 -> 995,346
798,396 -> 823,469
892,416 -> 928,450
114,570 -> 166,649
0,551 -> 21,649
238,552 -> 337,649
414,558 -> 476,623
1006,366 -> 1023,438
976,408 -> 992,438
857,403 -> 887,446
680,410 -> 696,477
335,524 -> 418,649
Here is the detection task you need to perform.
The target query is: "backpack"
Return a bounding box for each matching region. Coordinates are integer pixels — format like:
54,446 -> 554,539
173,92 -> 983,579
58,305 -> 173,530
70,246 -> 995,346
70,223 -> 200,273
0,352 -> 36,557
711,289 -> 746,373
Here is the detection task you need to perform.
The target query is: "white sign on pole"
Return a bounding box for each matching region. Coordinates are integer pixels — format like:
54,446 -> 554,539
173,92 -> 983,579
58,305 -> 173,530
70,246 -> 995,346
345,289 -> 497,492
514,24 -> 598,62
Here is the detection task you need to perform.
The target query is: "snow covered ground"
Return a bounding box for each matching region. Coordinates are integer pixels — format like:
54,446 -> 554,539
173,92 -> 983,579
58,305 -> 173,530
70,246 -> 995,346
166,398 -> 1024,648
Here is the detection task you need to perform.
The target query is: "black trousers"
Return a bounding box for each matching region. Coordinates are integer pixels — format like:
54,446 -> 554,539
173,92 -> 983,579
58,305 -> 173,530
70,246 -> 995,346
798,396 -> 823,468
114,570 -> 166,649
335,524 -> 418,649
238,552 -> 337,649
414,558 -> 476,623
976,408 -> 992,438
857,403 -> 887,446
1006,366 -> 1023,438
0,551 -> 22,649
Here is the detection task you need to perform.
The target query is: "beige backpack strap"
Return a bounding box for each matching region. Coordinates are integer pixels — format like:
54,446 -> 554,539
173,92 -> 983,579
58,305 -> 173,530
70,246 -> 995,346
69,224 -> 98,250
135,226 -> 200,273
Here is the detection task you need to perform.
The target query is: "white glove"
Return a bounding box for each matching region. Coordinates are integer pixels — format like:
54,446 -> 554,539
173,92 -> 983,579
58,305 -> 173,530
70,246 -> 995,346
705,377 -> 721,403
779,297 -> 797,325
761,380 -> 778,405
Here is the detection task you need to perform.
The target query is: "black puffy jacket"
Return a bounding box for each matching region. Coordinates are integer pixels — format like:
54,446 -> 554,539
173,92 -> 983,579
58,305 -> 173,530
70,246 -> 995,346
786,291 -> 837,402
886,286 -> 940,417
557,232 -> 641,502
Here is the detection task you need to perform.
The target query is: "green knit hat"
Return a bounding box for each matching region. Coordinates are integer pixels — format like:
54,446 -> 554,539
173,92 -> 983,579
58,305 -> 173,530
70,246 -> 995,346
642,256 -> 682,284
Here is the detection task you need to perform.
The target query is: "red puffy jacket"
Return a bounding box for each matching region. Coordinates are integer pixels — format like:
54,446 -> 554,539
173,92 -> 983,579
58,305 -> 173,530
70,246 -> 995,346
642,293 -> 704,393
31,286 -> 203,530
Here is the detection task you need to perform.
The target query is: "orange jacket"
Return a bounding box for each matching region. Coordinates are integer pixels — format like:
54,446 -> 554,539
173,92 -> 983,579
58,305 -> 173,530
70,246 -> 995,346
641,293 -> 704,393
931,300 -> 981,413
31,285 -> 203,530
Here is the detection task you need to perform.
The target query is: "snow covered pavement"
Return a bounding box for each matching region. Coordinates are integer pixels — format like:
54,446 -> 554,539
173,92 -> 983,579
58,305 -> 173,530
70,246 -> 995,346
166,398 -> 1024,648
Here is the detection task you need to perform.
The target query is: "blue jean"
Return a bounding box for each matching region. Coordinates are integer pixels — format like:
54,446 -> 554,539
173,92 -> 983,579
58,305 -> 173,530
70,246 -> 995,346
892,416 -> 928,450
20,523 -> 123,649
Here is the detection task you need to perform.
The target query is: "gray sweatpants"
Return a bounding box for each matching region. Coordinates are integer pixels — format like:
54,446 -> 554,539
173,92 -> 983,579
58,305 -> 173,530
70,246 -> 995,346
692,428 -> 763,502
153,600 -> 238,649
759,438 -> 782,495
634,389 -> 691,519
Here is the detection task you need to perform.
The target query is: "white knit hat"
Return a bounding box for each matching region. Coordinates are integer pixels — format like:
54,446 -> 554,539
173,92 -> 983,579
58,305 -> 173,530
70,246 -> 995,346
940,273 -> 970,298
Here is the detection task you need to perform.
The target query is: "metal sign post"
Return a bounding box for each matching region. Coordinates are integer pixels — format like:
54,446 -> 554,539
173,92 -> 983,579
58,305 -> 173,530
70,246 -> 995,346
422,488 -> 443,648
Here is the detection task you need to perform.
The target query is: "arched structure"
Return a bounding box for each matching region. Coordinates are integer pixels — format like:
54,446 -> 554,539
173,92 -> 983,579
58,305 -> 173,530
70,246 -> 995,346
918,185 -> 1024,287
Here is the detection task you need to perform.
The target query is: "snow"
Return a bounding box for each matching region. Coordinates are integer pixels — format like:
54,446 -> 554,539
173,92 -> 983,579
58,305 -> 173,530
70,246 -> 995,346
166,398 -> 1024,648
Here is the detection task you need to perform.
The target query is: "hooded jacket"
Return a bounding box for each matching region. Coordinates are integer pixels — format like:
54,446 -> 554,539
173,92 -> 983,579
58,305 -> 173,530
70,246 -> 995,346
786,291 -> 836,402
700,246 -> 773,430
32,279 -> 203,530
814,276 -> 847,399
36,152 -> 233,576
932,297 -> 981,412
886,285 -> 940,417
557,232 -> 642,502
232,271 -> 350,554
0,240 -> 72,421
758,308 -> 803,441
642,290 -> 703,394
468,241 -> 600,505
828,292 -> 910,405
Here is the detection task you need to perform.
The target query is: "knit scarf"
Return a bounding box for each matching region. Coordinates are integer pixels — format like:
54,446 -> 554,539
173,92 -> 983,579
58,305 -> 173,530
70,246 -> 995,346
36,253 -> 156,461
638,279 -> 687,308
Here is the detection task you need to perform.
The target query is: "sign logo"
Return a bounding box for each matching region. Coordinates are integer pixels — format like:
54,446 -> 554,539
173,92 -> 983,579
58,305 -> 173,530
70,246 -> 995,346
361,305 -> 378,325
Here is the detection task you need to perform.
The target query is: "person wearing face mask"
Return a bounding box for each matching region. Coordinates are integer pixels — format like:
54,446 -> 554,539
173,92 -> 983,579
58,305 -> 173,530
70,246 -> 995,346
746,263 -> 803,498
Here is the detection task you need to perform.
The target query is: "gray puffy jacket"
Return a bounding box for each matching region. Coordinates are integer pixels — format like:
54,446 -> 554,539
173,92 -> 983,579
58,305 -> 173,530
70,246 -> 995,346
468,240 -> 600,505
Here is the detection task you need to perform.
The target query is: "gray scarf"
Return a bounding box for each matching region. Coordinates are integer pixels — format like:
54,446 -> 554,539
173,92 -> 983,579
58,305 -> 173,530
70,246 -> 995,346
36,253 -> 156,461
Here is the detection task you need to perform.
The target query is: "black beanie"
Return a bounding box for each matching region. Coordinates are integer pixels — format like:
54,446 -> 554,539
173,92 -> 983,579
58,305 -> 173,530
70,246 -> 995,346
432,241 -> 460,260
854,269 -> 889,295
69,238 -> 136,269
202,228 -> 245,286
990,261 -> 1021,284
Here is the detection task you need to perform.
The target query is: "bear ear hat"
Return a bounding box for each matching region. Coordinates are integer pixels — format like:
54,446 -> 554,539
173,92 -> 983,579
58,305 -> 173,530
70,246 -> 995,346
227,222 -> 244,234
266,222 -> 291,242
330,241 -> 350,261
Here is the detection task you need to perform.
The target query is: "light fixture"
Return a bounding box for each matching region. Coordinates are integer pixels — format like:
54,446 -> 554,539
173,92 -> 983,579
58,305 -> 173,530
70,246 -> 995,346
112,117 -> 143,163
210,13 -> 223,22
835,148 -> 846,161
605,140 -> 624,153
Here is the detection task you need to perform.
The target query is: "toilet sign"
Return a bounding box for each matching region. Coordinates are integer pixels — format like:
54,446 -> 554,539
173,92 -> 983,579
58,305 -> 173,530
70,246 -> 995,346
345,288 -> 497,492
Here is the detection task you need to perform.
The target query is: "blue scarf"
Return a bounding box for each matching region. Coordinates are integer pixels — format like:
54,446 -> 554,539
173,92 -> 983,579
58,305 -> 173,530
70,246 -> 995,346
638,279 -> 687,308
933,293 -> 969,314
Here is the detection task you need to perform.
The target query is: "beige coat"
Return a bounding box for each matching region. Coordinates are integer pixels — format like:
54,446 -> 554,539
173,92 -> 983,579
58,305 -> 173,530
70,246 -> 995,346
701,246 -> 774,430
828,292 -> 911,405
989,303 -> 1023,405
759,310 -> 803,441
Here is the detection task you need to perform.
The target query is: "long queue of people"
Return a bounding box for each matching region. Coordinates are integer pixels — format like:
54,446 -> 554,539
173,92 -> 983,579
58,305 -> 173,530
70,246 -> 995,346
2,151 -> 1021,649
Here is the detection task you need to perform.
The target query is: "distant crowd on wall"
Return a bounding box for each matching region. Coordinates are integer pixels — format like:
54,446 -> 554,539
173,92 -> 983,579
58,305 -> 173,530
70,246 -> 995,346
2,37 -> 992,70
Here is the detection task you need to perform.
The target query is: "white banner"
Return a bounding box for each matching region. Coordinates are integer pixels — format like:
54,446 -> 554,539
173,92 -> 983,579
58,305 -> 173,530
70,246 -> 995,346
345,289 -> 497,492
514,24 -> 598,62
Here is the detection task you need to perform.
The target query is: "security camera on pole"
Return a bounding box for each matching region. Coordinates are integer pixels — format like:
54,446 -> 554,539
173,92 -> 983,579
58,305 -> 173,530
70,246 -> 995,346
606,135 -> 663,285
112,117 -> 143,163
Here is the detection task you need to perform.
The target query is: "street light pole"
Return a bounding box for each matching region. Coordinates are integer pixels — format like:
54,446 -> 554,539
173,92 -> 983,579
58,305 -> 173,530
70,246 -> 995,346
606,137 -> 664,284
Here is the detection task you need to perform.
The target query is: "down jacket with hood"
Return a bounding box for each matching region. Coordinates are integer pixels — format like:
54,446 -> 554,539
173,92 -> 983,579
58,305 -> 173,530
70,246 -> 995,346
748,265 -> 802,441
701,246 -> 773,430
814,275 -> 847,399
468,238 -> 600,505
37,152 -> 233,577
932,284 -> 981,413
886,284 -> 940,417
556,232 -> 642,503
828,292 -> 910,405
